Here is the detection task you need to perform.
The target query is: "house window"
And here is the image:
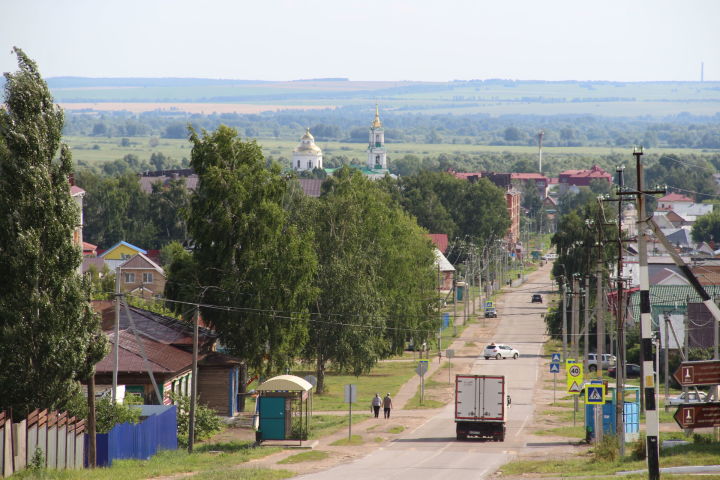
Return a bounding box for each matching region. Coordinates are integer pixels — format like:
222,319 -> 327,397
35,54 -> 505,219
297,160 -> 300,168
124,272 -> 135,283
143,272 -> 153,283
308,161 -> 312,169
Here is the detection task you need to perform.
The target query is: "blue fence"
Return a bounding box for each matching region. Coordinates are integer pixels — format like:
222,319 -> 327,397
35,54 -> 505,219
91,405 -> 178,467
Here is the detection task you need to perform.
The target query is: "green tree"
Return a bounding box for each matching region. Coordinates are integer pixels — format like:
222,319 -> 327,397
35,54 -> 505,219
306,168 -> 436,393
150,178 -> 190,246
174,125 -> 318,375
0,48 -> 107,417
691,210 -> 720,243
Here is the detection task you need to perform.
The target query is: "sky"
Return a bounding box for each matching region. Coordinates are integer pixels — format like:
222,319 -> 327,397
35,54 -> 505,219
2,0 -> 719,82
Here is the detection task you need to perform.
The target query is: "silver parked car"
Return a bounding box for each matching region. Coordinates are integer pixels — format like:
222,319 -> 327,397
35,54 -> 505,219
587,353 -> 616,372
666,391 -> 707,406
484,343 -> 520,360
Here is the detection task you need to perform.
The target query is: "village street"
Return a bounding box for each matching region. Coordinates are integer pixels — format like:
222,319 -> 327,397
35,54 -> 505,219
245,262 -> 585,480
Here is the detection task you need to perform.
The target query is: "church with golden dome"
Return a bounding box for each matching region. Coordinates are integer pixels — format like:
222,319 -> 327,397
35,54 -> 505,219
292,128 -> 323,172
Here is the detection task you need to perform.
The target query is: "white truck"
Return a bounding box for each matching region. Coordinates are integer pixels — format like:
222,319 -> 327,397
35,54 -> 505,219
455,374 -> 510,441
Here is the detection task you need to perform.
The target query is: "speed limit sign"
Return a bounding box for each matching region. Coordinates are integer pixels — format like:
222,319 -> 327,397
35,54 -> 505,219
566,363 -> 583,395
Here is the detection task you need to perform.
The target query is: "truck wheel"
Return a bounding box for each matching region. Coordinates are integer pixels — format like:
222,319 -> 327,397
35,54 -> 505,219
484,356 -> 490,360
513,353 -> 518,359
589,365 -> 597,372
457,433 -> 466,441
495,353 -> 502,360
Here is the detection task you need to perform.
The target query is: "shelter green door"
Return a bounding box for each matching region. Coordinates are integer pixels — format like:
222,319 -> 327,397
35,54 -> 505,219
259,397 -> 286,440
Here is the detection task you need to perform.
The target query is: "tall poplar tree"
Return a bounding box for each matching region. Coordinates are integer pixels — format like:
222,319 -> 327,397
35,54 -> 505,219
0,48 -> 107,417
181,126 -> 318,375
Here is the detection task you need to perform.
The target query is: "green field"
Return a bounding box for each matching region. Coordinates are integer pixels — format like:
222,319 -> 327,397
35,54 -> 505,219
64,135 -> 715,170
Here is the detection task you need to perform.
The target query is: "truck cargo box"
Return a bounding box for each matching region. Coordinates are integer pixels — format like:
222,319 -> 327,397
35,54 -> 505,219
455,374 -> 507,441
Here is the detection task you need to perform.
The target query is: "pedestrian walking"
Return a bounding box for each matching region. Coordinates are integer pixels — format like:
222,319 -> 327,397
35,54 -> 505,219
383,393 -> 393,419
371,393 -> 382,418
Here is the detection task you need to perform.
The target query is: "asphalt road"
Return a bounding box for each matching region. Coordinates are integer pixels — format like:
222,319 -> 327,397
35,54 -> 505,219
298,269 -> 552,480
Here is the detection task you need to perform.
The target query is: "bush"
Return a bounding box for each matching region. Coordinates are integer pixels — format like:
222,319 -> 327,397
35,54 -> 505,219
290,420 -> 309,440
593,434 -> 618,462
630,433 -> 646,460
96,397 -> 141,433
169,392 -> 223,446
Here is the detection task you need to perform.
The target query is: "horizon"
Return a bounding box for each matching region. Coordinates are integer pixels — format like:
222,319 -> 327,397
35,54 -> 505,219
2,0 -> 719,83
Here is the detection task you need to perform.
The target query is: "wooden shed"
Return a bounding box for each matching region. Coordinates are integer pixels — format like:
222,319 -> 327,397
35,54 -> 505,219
198,352 -> 243,417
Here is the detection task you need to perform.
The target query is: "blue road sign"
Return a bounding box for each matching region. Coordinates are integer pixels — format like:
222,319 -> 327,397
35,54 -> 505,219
550,363 -> 561,373
586,385 -> 605,405
551,353 -> 561,363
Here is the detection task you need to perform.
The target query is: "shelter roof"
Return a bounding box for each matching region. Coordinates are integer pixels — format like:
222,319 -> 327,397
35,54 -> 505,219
257,375 -> 313,392
70,185 -> 85,196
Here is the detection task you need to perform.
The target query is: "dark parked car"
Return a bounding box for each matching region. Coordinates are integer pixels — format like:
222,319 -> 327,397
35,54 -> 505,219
608,363 -> 641,378
531,294 -> 543,303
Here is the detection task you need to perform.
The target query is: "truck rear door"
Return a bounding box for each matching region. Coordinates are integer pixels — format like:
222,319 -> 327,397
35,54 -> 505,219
456,375 -> 505,421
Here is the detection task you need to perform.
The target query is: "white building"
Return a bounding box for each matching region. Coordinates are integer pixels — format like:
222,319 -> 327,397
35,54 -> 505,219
292,128 -> 323,172
367,105 -> 387,170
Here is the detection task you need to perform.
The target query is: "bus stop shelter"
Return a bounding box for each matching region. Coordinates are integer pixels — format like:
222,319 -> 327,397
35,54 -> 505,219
255,375 -> 313,445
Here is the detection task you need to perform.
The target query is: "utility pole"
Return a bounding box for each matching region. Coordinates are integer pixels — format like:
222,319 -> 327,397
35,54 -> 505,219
112,266 -> 121,404
584,276 -> 591,374
596,259 -> 604,378
633,146 -> 660,480
188,305 -> 200,453
562,282 -> 568,362
572,276 -> 580,359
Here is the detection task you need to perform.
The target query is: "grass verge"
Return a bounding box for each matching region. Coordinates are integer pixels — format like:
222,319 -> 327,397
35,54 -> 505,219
278,450 -> 330,464
330,435 -> 364,446
12,441 -> 282,480
309,414 -> 370,439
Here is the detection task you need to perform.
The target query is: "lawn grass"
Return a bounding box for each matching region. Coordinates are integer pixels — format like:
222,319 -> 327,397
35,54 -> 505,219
405,375 -> 447,409
387,426 -> 405,434
277,450 -> 330,464
12,441 -> 283,480
330,435 -> 364,446
309,414 -> 371,439
500,437 -> 720,478
298,361 -> 416,411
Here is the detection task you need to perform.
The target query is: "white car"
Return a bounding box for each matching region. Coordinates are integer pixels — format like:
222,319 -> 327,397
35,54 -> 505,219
543,253 -> 558,260
587,353 -> 616,372
666,391 -> 707,406
484,344 -> 520,360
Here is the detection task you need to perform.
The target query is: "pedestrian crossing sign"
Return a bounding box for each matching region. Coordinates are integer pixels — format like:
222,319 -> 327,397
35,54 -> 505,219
551,353 -> 561,363
550,363 -> 560,373
586,385 -> 605,404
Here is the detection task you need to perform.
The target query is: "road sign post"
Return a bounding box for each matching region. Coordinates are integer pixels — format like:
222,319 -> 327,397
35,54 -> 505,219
417,360 -> 429,405
344,384 -> 356,440
446,349 -> 455,384
565,360 -> 583,426
550,362 -> 561,403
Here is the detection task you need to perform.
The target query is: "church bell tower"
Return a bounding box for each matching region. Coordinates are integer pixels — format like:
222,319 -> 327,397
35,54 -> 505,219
367,105 -> 386,170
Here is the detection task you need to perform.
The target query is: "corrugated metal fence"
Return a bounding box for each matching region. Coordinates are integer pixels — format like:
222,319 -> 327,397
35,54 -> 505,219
0,409 -> 85,477
94,405 -> 177,467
